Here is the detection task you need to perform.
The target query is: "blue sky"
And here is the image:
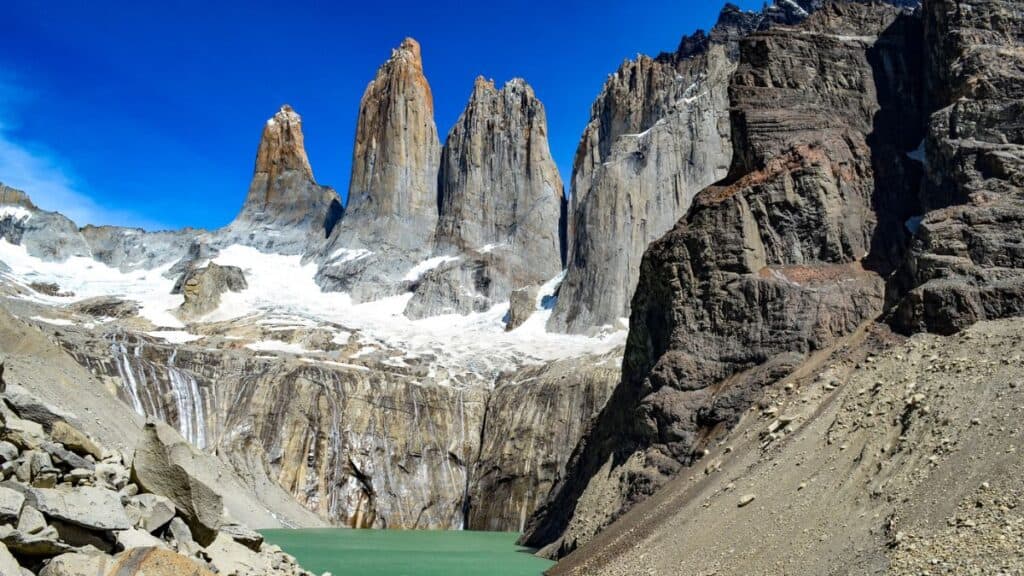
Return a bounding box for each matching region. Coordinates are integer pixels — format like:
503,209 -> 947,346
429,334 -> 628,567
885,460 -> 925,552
1,0 -> 762,230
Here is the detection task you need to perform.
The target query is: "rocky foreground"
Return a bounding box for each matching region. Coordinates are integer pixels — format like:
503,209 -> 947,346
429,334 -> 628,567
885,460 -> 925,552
0,360 -> 316,576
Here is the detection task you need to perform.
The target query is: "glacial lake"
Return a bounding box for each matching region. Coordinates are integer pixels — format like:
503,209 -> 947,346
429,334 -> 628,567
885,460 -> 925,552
261,529 -> 555,576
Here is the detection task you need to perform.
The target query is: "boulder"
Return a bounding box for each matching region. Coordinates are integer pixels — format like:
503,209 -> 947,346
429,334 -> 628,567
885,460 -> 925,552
126,494 -> 175,533
175,263 -> 248,318
219,522 -> 263,552
69,296 -> 139,319
0,524 -> 71,558
505,286 -> 539,331
0,441 -> 18,463
49,422 -> 103,461
129,423 -> 222,546
2,384 -> 75,431
38,552 -> 110,576
0,542 -> 22,576
17,504 -> 46,534
205,532 -> 267,575
108,547 -> 214,576
115,528 -> 166,551
28,486 -> 131,531
166,517 -> 202,557
0,357 -> 5,394
94,462 -> 129,490
2,414 -> 46,450
0,485 -> 25,521
48,519 -> 115,553
41,442 -> 93,472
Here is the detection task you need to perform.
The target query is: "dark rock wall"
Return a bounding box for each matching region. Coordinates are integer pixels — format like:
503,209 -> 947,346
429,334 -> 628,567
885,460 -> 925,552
523,1 -> 926,557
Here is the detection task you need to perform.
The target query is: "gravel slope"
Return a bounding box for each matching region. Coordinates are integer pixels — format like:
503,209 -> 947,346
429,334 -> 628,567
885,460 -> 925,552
549,319 -> 1024,575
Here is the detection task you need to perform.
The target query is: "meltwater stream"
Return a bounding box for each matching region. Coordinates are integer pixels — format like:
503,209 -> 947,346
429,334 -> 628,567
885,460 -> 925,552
261,529 -> 554,576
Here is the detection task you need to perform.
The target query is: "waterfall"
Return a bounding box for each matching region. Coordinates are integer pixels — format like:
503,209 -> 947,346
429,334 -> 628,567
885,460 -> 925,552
111,340 -> 146,415
168,350 -> 207,449
108,336 -> 208,449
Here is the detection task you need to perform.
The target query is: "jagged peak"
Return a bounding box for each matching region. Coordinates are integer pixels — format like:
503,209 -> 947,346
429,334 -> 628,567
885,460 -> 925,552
473,75 -> 496,93
254,104 -> 313,179
502,77 -> 531,92
465,76 -> 539,105
266,104 -> 301,127
0,183 -> 37,210
390,37 -> 423,68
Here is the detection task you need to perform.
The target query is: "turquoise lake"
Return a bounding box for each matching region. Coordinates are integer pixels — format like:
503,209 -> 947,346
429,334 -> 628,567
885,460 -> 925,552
261,529 -> 555,576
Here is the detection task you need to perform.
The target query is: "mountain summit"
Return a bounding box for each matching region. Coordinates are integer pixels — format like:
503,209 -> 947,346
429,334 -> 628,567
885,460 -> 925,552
226,104 -> 342,254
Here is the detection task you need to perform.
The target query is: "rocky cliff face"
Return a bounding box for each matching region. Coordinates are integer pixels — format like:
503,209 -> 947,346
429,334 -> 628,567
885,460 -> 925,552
46,319 -> 619,532
317,38 -> 441,302
889,0 -> 1024,334
404,77 -> 566,318
548,6 -> 759,334
467,352 -> 619,532
225,105 -> 343,255
524,1 -> 925,557
0,185 -> 194,270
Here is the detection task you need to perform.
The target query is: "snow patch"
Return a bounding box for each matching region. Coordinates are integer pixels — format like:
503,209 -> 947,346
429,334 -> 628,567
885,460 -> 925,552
146,330 -> 203,344
905,216 -> 924,234
0,206 -> 32,222
907,139 -> 928,166
30,315 -> 74,326
4,241 -> 627,384
245,340 -> 309,354
0,240 -> 184,328
329,248 -> 373,264
780,0 -> 809,17
403,256 -> 460,282
300,358 -> 371,372
478,243 -> 506,254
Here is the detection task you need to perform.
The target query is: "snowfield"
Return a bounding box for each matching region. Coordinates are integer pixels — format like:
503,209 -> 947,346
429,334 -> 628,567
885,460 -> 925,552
0,241 -> 626,381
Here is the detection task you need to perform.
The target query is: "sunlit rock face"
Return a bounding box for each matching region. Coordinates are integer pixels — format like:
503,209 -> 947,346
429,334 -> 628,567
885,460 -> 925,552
224,105 -> 343,255
548,5 -> 761,335
524,0 -> 927,558
57,323 -> 620,531
404,77 -> 566,319
316,38 -> 442,303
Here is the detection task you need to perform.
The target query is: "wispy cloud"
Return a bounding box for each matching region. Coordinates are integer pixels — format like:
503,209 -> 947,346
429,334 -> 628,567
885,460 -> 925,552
0,74 -> 166,230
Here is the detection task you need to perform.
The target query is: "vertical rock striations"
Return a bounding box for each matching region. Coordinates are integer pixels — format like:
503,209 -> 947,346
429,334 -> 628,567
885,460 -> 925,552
523,1 -> 924,557
345,37 -> 440,242
404,77 -> 566,318
317,38 -> 441,302
548,5 -> 761,334
226,105 -> 342,254
466,352 -> 619,532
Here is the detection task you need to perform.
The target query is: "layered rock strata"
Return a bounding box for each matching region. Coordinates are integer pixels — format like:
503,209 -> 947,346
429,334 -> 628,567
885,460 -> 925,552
889,0 -> 1024,334
523,1 -> 925,557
